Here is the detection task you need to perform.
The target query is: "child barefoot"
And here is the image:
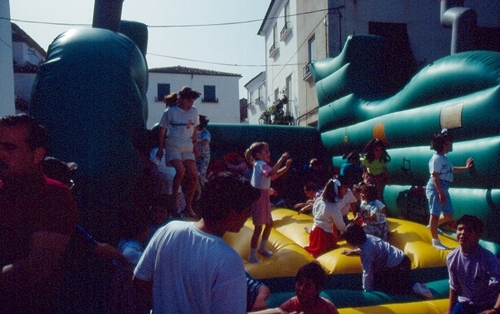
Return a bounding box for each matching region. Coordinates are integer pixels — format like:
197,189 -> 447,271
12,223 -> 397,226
245,142 -> 292,263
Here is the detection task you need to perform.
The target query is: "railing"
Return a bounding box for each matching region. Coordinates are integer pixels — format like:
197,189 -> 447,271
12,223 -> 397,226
269,43 -> 279,57
303,63 -> 311,80
201,98 -> 218,103
280,21 -> 292,41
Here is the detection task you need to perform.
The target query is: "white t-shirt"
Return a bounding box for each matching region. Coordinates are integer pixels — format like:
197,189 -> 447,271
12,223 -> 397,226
159,106 -> 199,142
428,153 -> 454,182
338,189 -> 357,216
251,160 -> 272,189
134,221 -> 247,314
312,197 -> 345,233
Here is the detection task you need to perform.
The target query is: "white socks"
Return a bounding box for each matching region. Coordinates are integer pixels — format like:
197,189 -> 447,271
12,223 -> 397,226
258,240 -> 273,257
248,241 -> 274,263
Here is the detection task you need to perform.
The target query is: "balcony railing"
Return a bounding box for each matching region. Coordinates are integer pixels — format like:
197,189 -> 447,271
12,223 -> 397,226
280,21 -> 292,41
269,42 -> 279,58
303,63 -> 311,80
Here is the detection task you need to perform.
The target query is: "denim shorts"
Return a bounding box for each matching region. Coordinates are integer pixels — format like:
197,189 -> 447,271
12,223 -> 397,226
426,179 -> 453,216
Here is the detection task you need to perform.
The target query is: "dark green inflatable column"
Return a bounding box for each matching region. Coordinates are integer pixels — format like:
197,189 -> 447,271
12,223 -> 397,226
30,27 -> 148,244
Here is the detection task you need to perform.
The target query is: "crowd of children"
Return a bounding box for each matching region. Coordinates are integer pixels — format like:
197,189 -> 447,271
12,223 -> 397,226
37,107 -> 482,314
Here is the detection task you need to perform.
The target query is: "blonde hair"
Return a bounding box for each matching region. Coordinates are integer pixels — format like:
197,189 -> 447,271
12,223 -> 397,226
245,142 -> 268,165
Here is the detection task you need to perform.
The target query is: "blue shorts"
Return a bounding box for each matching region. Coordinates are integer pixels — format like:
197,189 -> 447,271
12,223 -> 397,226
426,179 -> 453,216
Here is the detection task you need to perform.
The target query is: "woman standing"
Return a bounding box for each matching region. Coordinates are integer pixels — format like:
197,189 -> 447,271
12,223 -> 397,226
156,86 -> 201,217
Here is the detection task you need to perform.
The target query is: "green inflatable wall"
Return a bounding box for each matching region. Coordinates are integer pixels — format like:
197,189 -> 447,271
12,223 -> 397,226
312,34 -> 500,246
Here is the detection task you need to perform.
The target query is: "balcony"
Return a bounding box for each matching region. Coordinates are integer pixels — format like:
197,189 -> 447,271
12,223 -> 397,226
303,63 -> 311,80
201,97 -> 218,103
280,22 -> 292,41
269,42 -> 279,58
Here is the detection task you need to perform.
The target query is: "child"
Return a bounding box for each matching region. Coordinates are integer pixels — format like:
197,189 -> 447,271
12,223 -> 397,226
360,138 -> 391,202
446,215 -> 500,314
426,129 -> 474,250
246,272 -> 271,312
245,142 -> 292,263
279,262 -> 339,313
356,184 -> 389,241
109,209 -> 151,314
306,179 -> 346,258
195,115 -> 211,188
337,176 -> 358,224
341,223 -> 433,299
295,181 -> 322,214
340,151 -> 363,189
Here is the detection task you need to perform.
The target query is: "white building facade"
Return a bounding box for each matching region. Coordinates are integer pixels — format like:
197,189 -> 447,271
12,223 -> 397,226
147,66 -> 241,129
251,0 -> 500,127
244,71 -> 266,125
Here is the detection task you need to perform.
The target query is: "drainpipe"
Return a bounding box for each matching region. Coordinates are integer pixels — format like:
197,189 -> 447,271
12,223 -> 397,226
92,0 -> 124,31
440,0 -> 477,54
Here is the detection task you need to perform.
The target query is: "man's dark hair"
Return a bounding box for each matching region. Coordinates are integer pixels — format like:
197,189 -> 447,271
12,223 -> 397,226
200,172 -> 260,222
456,215 -> 484,235
0,114 -> 51,153
296,262 -> 326,289
342,223 -> 367,246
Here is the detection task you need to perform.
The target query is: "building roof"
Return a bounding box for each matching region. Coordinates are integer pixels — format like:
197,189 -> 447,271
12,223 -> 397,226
244,71 -> 265,88
149,65 -> 241,77
11,23 -> 46,57
258,0 -> 276,36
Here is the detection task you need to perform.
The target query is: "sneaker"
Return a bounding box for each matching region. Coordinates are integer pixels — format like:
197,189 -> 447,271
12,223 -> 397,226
258,249 -> 273,257
432,239 -> 448,250
412,282 -> 433,299
248,254 -> 259,263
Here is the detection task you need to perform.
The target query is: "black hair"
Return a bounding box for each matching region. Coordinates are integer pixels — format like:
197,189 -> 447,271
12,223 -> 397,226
200,172 -> 261,222
456,215 -> 484,235
430,129 -> 453,152
0,114 -> 51,153
361,184 -> 378,201
296,262 -> 326,289
362,139 -> 390,163
342,223 -> 367,246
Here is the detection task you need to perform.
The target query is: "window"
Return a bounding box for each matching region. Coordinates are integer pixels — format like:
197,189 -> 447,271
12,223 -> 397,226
257,84 -> 264,103
304,35 -> 316,80
308,35 -> 316,62
157,83 -> 170,102
269,24 -> 280,57
285,75 -> 292,113
281,1 -> 292,41
202,85 -> 218,103
274,88 -> 279,103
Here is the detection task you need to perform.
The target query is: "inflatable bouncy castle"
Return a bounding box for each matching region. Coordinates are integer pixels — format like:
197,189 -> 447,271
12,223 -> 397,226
28,2 -> 499,313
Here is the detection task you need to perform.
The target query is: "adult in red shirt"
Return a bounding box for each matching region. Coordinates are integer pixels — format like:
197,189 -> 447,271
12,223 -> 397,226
0,114 -> 78,313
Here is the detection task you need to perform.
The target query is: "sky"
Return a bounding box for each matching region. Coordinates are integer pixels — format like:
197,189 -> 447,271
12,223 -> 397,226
9,0 -> 271,99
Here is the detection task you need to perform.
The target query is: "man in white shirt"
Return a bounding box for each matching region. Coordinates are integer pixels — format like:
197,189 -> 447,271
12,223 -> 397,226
133,172 -> 261,314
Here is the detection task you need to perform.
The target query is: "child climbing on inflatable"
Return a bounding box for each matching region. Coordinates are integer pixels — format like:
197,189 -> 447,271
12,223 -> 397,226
341,223 -> 433,299
360,138 -> 391,202
355,184 -> 389,241
245,142 -> 292,263
306,179 -> 346,258
426,129 -> 474,250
